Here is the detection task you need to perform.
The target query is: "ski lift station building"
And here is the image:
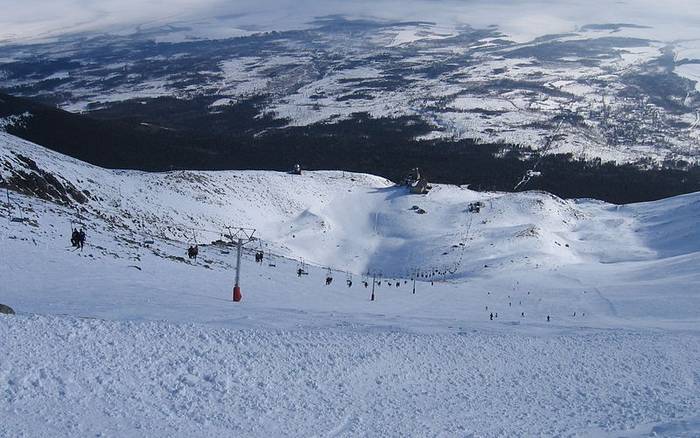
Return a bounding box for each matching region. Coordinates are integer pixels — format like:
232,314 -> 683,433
405,168 -> 431,195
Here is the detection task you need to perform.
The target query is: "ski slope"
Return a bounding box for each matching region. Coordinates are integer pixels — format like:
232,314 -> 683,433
1,131 -> 699,436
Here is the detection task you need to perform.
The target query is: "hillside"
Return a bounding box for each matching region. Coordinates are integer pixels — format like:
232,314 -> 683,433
1,131 -> 699,436
4,92 -> 700,204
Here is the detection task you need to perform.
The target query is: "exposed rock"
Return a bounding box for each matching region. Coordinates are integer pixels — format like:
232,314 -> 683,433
1,153 -> 90,205
0,304 -> 15,315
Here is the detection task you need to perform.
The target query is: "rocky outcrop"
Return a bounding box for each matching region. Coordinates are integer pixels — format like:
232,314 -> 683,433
1,153 -> 89,206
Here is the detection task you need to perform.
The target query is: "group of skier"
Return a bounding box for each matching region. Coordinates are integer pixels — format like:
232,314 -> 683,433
486,292 -> 584,322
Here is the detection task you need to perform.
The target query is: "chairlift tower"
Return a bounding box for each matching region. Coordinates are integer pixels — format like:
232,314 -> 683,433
223,226 -> 256,302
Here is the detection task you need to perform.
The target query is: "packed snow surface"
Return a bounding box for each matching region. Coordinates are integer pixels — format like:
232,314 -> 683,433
1,132 -> 699,436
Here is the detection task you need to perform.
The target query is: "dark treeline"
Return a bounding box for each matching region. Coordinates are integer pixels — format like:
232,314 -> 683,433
2,92 -> 699,204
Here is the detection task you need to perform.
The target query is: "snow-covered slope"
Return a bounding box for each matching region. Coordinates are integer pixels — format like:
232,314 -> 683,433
5,129 -> 697,278
1,132 -> 699,436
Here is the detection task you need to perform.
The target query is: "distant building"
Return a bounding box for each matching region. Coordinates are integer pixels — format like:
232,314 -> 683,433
404,168 -> 430,194
410,178 -> 430,195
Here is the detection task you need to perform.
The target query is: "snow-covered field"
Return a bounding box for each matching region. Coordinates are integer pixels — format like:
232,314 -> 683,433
3,12 -> 700,166
1,132 -> 699,436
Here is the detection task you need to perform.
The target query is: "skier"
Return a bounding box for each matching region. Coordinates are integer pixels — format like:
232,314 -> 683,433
78,229 -> 86,250
521,312 -> 525,317
70,229 -> 80,247
187,245 -> 198,261
490,312 -> 493,321
297,268 -> 304,277
547,315 -> 550,322
325,276 -> 333,286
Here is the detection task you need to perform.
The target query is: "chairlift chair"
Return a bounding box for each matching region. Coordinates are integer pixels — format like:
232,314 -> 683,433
186,229 -> 199,260
325,267 -> 334,286
254,238 -> 265,264
217,233 -> 231,254
297,259 -> 308,277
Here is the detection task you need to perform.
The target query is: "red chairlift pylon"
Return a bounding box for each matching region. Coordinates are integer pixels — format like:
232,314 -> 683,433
222,226 -> 257,302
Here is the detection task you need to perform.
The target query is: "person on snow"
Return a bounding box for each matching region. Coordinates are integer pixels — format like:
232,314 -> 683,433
78,229 -> 86,250
187,245 -> 198,260
490,312 -> 493,321
547,315 -> 550,322
71,229 -> 80,247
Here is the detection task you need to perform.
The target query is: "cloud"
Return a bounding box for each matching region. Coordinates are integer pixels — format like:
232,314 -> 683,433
0,0 -> 698,44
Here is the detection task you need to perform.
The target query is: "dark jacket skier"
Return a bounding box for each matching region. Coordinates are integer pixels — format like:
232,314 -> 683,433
78,229 -> 86,249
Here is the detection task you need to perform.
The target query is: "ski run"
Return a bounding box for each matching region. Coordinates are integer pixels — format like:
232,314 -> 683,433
1,130 -> 699,437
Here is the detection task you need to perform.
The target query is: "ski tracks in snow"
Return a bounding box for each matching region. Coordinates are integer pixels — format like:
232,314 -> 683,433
2,313 -> 700,437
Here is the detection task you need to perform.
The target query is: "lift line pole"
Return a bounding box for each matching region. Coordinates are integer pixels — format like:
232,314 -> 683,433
234,238 -> 243,301
223,226 -> 256,302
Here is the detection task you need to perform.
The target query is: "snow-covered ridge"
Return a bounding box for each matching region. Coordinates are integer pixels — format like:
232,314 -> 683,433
2,130 -> 699,276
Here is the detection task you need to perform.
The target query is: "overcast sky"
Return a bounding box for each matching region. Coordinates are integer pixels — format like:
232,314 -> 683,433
1,0 -> 698,44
